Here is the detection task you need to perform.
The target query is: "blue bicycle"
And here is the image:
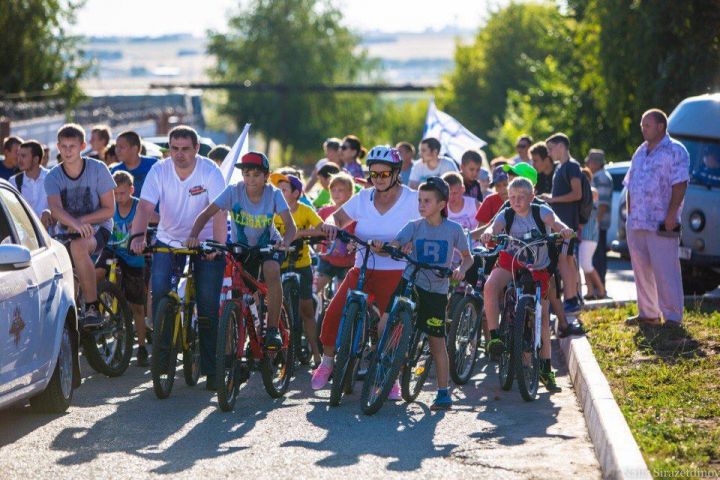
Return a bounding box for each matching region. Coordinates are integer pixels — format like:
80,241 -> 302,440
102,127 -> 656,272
360,244 -> 452,415
328,230 -> 380,407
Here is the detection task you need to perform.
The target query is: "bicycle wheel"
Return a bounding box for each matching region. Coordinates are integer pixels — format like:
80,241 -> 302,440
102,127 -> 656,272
498,289 -> 516,391
361,305 -> 413,415
261,301 -> 295,398
216,301 -> 243,411
513,296 -> 541,401
182,302 -> 201,386
82,280 -> 133,377
329,300 -> 361,407
400,329 -> 433,402
283,278 -> 307,365
151,296 -> 179,399
448,296 -> 482,385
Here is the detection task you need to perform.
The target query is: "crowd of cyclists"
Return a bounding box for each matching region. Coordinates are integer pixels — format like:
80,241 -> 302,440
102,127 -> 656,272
1,122 -> 600,411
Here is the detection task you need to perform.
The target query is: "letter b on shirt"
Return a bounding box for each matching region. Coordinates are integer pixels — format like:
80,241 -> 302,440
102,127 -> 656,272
416,240 -> 448,265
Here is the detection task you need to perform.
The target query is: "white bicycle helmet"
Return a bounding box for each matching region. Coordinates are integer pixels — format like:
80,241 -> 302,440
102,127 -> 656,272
366,145 -> 402,169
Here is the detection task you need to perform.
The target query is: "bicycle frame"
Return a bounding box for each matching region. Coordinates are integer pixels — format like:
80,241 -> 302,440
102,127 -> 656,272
335,240 -> 375,357
150,246 -> 199,353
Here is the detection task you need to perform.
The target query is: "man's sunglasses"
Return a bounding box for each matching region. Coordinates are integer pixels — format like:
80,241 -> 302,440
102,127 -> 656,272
369,170 -> 393,179
340,144 -> 352,150
516,143 -> 529,149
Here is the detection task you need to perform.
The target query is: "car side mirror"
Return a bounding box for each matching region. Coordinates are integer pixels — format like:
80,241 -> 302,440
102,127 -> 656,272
0,244 -> 32,270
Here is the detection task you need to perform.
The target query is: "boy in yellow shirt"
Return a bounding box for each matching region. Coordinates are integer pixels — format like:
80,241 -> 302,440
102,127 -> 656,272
271,172 -> 325,366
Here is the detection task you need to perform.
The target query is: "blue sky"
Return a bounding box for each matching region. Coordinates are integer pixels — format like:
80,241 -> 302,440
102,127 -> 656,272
73,0 -> 506,37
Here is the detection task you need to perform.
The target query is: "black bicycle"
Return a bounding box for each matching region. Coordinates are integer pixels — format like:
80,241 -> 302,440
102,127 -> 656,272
52,232 -> 133,377
492,231 -> 569,401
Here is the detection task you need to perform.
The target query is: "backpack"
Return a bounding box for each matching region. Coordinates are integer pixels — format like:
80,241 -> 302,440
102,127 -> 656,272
500,198 -> 560,274
11,172 -> 23,193
563,162 -> 593,224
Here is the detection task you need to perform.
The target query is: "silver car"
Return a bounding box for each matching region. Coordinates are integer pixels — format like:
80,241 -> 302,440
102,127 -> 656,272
0,179 -> 80,413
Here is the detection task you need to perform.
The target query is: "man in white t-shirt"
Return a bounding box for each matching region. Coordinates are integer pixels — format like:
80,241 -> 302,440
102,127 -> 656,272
130,125 -> 227,391
10,140 -> 52,228
408,137 -> 458,189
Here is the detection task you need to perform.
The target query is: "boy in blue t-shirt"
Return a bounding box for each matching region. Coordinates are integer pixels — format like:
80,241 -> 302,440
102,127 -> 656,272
187,151 -> 298,349
377,176 -> 474,410
95,171 -> 158,366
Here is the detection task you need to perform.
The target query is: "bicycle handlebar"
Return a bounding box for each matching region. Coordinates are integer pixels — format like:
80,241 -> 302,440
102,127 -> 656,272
51,232 -> 82,241
380,244 -> 453,277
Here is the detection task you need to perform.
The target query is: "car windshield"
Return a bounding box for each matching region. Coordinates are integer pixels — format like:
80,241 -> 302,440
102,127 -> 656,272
677,137 -> 720,188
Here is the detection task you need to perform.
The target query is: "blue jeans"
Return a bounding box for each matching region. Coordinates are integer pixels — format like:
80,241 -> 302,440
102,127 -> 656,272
151,242 -> 225,376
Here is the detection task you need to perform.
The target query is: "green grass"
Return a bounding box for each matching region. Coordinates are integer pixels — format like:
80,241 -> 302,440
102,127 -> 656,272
581,306 -> 720,476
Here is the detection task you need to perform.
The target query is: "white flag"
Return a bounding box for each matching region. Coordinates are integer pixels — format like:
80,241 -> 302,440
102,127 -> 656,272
422,99 -> 486,163
220,123 -> 251,185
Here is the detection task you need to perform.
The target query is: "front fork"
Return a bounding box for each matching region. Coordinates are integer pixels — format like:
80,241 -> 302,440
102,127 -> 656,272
335,290 -> 368,357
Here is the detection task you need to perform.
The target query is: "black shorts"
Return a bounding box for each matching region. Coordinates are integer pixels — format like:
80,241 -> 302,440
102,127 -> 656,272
96,249 -> 148,305
316,258 -> 349,279
282,265 -> 313,300
62,227 -> 110,264
390,279 -> 448,338
243,249 -> 286,280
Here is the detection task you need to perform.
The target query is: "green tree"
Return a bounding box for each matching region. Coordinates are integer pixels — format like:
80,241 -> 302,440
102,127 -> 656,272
437,2 -> 575,154
207,0 -> 376,159
575,0 -> 720,157
0,0 -> 88,100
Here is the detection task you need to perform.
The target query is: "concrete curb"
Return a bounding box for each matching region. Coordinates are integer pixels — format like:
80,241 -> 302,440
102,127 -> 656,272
558,334 -> 652,480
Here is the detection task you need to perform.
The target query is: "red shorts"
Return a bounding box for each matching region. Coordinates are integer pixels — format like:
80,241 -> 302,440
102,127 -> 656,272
319,267 -> 404,348
496,251 -> 551,297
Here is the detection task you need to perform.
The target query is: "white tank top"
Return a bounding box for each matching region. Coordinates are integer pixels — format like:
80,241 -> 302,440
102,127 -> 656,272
448,196 -> 479,230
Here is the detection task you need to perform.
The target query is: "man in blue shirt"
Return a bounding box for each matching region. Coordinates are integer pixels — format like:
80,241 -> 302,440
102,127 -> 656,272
111,130 -> 158,195
1,136 -> 23,180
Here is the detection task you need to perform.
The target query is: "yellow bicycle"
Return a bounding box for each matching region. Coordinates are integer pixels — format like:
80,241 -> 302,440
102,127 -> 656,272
144,244 -> 202,399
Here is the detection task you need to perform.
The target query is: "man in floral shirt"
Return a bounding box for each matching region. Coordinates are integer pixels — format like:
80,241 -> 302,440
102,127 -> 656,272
624,109 -> 689,332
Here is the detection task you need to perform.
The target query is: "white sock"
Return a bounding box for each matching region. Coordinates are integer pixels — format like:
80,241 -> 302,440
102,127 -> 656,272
321,355 -> 334,368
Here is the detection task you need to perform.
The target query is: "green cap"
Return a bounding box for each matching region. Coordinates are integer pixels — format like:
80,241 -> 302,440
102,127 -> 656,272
503,162 -> 537,186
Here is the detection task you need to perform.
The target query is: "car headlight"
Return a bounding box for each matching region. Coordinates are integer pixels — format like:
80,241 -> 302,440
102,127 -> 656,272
689,211 -> 705,232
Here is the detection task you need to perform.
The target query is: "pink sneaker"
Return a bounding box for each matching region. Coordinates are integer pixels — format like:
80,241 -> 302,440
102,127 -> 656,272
311,364 -> 332,390
388,381 -> 402,401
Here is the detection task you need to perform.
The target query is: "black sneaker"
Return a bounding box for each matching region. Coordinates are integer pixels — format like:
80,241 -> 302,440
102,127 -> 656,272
264,328 -> 283,350
136,345 -> 149,367
82,304 -> 103,329
206,375 -> 217,391
566,320 -> 586,337
540,370 -> 562,392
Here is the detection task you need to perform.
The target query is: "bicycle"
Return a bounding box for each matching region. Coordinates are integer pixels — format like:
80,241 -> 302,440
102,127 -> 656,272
446,242 -> 503,385
205,240 -> 295,411
134,237 -> 204,400
360,244 -> 452,415
328,230 -> 381,407
282,236 -> 324,366
52,232 -> 133,377
491,231 -> 569,401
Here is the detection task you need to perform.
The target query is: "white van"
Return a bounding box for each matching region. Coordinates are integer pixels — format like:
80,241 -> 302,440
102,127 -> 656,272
668,93 -> 720,294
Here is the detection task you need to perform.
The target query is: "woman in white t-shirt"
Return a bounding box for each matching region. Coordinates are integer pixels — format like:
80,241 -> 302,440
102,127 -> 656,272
312,145 -> 419,392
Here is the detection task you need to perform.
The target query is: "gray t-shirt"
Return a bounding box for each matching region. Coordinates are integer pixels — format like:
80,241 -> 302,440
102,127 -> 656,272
395,218 -> 469,294
493,204 -> 554,269
44,157 -> 116,233
213,182 -> 288,247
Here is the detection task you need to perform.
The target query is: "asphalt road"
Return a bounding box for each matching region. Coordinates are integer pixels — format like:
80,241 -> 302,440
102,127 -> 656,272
0,340 -> 600,479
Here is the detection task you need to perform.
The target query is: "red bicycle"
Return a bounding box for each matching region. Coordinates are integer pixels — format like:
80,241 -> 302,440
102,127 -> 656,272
206,240 -> 295,411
